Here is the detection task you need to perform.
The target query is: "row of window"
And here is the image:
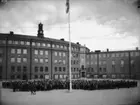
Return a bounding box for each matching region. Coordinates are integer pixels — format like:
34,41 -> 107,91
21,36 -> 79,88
54,74 -> 79,79
89,52 -> 140,58
11,49 -> 27,54
34,50 -> 48,55
34,66 -> 48,72
10,74 -> 27,79
11,58 -> 27,63
8,40 -> 30,45
54,59 -> 66,64
1,40 -> 79,51
87,60 -> 134,65
54,52 -> 66,57
34,58 -> 48,63
11,66 -> 27,72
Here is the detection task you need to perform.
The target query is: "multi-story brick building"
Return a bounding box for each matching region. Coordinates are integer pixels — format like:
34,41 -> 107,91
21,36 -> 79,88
0,23 -> 140,80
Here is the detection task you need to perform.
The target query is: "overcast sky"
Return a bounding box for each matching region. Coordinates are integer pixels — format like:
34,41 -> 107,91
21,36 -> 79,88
0,0 -> 140,51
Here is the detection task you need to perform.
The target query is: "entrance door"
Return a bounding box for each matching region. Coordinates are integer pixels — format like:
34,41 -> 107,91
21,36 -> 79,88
23,74 -> 27,80
82,72 -> 85,77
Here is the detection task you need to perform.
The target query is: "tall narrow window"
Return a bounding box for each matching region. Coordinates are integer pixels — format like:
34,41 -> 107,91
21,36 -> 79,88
17,66 -> 21,72
45,67 -> 48,72
40,67 -> 43,72
35,66 -> 38,72
23,49 -> 27,54
11,49 -> 15,54
17,49 -> 21,54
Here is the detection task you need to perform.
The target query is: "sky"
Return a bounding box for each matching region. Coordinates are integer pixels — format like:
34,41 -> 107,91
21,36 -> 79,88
0,0 -> 140,51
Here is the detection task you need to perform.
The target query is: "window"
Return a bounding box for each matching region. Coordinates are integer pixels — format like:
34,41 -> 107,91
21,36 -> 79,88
95,61 -> 97,65
45,67 -> 48,72
11,58 -> 15,63
103,68 -> 106,72
17,58 -> 21,63
59,52 -> 62,56
103,54 -> 106,58
55,75 -> 58,79
95,54 -> 97,59
17,75 -> 21,79
17,66 -> 21,72
8,40 -> 12,44
112,60 -> 115,65
40,75 -> 43,79
11,66 -> 15,72
37,43 -> 40,46
112,53 -> 115,57
56,45 -> 59,48
40,50 -> 43,55
103,61 -> 106,65
63,60 -> 66,64
23,49 -> 27,54
23,66 -> 27,72
40,67 -> 43,72
35,75 -> 38,79
61,45 -> 63,48
35,67 -> 38,72
125,52 -> 129,57
64,46 -> 67,49
11,49 -> 15,54
26,41 -> 30,45
0,66 -> 2,73
52,44 -> 55,48
55,52 -> 57,56
59,60 -> 62,64
0,58 -> 2,63
17,49 -> 21,54
99,61 -> 101,65
63,67 -> 66,72
130,52 -> 134,57
99,54 -> 101,58
99,68 -> 102,72
45,58 -> 48,63
54,60 -> 57,63
34,58 -> 38,63
121,53 -> 124,57
136,52 -> 139,56
0,49 -> 3,54
47,43 -> 51,47
32,42 -> 35,46
74,68 -> 76,72
107,53 -> 110,57
59,67 -> 61,72
116,53 -> 119,57
34,50 -> 38,55
40,59 -> 43,63
20,41 -> 24,45
63,52 -> 66,57
23,58 -> 27,63
15,41 -> 18,45
121,60 -> 124,67
11,75 -> 15,79
45,51 -> 48,55
60,75 -> 63,79
131,60 -> 134,64
42,43 -> 46,47
91,68 -> 94,72
55,67 -> 57,72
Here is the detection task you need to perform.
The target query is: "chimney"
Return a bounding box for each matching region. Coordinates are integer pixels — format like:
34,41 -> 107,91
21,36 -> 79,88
60,38 -> 64,41
136,47 -> 138,50
10,31 -> 14,35
107,48 -> 109,52
76,42 -> 79,44
95,50 -> 101,53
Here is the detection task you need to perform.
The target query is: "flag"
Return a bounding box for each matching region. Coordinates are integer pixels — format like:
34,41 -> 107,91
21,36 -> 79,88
66,0 -> 69,13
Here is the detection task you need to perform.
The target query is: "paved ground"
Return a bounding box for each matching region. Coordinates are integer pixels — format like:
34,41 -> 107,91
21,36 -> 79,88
1,80 -> 140,105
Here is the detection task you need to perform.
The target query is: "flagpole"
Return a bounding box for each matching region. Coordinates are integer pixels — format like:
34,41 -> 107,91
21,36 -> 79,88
68,0 -> 72,92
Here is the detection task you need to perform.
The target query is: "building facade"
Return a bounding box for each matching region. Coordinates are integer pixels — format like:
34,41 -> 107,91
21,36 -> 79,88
0,23 -> 140,80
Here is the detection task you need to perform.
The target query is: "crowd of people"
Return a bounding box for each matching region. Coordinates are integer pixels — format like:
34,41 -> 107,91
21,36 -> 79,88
2,79 -> 138,92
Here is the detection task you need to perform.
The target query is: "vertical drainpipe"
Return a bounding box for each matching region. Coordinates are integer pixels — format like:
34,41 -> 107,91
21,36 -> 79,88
97,52 -> 99,78
128,51 -> 131,79
50,41 -> 53,79
5,36 -> 8,80
30,39 -> 32,80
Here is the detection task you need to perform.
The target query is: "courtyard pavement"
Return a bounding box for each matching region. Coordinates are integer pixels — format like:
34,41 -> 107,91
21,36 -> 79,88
0,80 -> 140,105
